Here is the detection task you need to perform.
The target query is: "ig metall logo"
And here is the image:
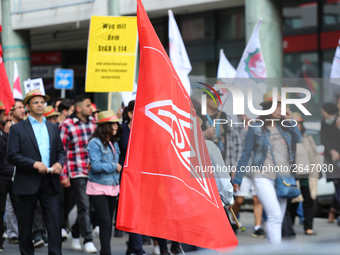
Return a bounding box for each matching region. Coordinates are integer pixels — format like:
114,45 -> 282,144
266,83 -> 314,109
196,83 -> 311,117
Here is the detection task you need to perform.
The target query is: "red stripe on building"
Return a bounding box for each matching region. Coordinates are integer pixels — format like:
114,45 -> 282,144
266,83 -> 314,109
320,31 -> 340,50
283,34 -> 318,53
31,52 -> 62,65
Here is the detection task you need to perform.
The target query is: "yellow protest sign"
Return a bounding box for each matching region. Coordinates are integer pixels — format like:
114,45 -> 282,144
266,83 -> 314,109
85,16 -> 138,92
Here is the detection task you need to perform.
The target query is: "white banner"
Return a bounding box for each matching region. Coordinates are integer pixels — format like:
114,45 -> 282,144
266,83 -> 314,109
13,62 -> 23,99
234,20 -> 267,119
217,49 -> 237,122
24,78 -> 46,95
168,9 -> 192,95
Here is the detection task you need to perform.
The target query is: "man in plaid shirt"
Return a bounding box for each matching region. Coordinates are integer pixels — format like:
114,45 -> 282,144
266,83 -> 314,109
59,95 -> 97,253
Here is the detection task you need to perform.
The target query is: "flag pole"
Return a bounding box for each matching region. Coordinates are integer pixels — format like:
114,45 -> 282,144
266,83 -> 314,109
229,208 -> 241,229
224,207 -> 241,229
108,92 -> 112,110
217,93 -> 229,119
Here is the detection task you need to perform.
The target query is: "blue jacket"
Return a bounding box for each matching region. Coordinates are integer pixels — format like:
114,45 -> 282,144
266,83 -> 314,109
87,137 -> 120,186
233,122 -> 302,185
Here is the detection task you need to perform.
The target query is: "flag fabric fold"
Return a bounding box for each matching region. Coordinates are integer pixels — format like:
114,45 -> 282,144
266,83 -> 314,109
0,26 -> 15,114
217,49 -> 237,122
116,0 -> 237,251
330,36 -> 340,86
13,62 -> 23,99
235,20 -> 266,79
217,49 -> 236,81
234,20 -> 267,119
168,9 -> 192,95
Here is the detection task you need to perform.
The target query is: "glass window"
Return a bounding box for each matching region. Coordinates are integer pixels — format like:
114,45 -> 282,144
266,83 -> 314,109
182,18 -> 205,40
322,49 -> 339,105
217,8 -> 245,41
284,52 -> 321,121
323,0 -> 340,28
151,18 -> 167,46
283,1 -> 317,33
323,48 -> 336,63
284,52 -> 319,76
181,13 -> 214,41
190,62 -> 206,76
189,62 -> 216,78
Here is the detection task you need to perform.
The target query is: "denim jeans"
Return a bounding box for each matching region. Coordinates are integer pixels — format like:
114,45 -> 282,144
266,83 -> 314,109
90,195 -> 117,255
155,239 -> 180,253
6,194 -> 19,239
70,178 -> 92,242
126,233 -> 144,255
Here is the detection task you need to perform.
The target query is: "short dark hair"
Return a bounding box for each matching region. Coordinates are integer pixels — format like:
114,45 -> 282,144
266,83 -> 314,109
322,102 -> 338,115
52,98 -> 63,108
14,99 -> 23,108
58,98 -> 74,112
127,100 -> 135,112
74,95 -> 91,107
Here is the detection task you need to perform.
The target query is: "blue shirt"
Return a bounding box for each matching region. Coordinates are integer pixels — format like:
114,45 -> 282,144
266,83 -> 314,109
28,115 -> 50,167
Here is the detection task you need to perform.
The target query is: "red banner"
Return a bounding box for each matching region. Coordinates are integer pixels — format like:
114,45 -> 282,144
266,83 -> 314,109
116,0 -> 238,251
0,26 -> 15,114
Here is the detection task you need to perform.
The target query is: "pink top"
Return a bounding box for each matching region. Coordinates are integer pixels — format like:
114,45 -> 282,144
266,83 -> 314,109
86,180 -> 120,196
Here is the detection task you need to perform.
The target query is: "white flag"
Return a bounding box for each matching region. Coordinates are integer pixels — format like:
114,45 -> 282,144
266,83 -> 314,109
234,20 -> 267,119
168,9 -> 192,95
217,49 -> 236,80
217,49 -> 237,121
13,62 -> 23,99
330,37 -> 340,86
235,20 -> 266,79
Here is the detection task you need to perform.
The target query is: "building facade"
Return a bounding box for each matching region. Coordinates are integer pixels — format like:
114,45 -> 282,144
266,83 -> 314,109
2,0 -> 340,119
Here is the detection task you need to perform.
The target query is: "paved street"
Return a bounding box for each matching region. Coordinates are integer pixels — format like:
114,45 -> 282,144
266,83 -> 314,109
2,210 -> 340,254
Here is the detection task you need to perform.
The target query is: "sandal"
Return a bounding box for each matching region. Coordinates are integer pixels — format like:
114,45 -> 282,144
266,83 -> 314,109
305,230 -> 317,235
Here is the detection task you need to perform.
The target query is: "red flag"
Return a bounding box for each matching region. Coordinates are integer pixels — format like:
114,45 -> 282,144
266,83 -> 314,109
116,0 -> 238,251
0,26 -> 15,114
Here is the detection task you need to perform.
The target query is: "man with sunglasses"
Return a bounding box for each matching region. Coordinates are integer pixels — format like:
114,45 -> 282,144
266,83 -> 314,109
7,89 -> 65,255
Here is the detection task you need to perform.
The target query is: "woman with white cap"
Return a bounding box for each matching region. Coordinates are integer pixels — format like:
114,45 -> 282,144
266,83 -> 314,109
232,91 -> 302,244
86,110 -> 122,255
